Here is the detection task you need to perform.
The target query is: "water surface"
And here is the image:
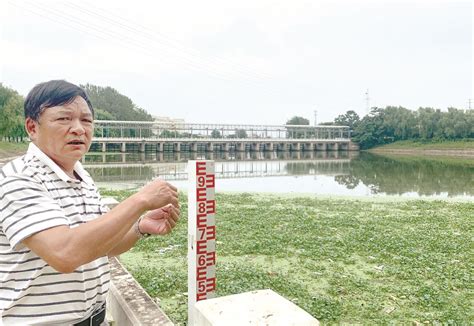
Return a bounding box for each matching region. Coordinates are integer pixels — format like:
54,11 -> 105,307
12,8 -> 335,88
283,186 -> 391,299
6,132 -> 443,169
83,151 -> 474,199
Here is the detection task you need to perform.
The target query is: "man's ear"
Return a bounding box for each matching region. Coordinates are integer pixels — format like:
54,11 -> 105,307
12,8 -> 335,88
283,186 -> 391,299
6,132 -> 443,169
25,118 -> 38,141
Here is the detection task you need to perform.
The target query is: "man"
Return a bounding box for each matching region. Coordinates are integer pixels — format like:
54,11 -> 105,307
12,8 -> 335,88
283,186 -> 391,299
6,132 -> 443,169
0,80 -> 180,325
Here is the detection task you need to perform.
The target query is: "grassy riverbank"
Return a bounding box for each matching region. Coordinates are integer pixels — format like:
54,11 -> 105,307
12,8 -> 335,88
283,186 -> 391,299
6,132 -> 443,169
370,140 -> 474,156
101,190 -> 473,325
0,141 -> 28,159
366,152 -> 474,167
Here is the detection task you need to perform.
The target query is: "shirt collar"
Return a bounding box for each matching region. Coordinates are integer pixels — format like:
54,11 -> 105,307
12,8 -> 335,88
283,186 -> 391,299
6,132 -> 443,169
27,143 -> 91,185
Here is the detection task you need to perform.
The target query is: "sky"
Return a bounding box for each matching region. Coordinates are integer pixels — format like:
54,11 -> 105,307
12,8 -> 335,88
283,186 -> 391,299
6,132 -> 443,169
0,0 -> 472,125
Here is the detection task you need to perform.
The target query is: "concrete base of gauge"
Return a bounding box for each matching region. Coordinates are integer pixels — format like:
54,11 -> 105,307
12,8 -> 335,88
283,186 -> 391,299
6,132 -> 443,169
193,289 -> 319,326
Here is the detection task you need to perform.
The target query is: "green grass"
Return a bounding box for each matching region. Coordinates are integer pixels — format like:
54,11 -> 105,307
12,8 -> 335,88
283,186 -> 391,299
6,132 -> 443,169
372,139 -> 474,150
0,141 -> 28,158
101,190 -> 474,325
367,152 -> 474,168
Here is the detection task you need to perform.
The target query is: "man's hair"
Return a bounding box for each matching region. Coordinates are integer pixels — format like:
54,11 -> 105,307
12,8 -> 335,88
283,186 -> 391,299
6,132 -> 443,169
24,80 -> 94,121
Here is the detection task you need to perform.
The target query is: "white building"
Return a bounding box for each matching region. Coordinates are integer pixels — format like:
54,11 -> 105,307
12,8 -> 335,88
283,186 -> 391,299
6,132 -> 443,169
153,116 -> 185,128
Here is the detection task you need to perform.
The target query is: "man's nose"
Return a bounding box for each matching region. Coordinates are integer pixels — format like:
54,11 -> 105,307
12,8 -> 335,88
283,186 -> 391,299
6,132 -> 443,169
69,119 -> 85,135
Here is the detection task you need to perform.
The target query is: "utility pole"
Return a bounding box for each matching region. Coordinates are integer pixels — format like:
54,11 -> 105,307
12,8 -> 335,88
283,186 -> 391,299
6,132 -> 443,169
314,110 -> 317,126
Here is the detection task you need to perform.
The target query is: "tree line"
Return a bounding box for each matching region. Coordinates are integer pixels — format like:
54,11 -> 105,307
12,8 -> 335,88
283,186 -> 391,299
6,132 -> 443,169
288,105 -> 474,149
0,83 -> 153,141
0,84 -> 27,141
347,107 -> 473,149
2,82 -> 472,148
81,84 -> 152,122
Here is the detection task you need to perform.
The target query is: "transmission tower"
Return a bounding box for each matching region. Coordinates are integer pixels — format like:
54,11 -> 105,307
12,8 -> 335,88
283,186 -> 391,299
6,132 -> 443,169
365,89 -> 370,115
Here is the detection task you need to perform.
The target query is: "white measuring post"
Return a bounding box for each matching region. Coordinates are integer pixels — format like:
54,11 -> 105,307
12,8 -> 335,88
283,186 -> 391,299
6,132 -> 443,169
188,160 -> 216,326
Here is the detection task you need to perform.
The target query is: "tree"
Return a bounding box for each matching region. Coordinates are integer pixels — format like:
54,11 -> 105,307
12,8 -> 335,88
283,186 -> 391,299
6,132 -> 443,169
352,107 -> 387,149
0,84 -> 27,142
334,110 -> 360,130
160,130 -> 180,138
235,129 -> 248,138
446,107 -> 470,139
286,116 -> 309,125
81,84 -> 153,121
211,129 -> 222,138
417,107 -> 440,139
468,110 -> 474,138
94,108 -> 115,120
380,106 -> 417,141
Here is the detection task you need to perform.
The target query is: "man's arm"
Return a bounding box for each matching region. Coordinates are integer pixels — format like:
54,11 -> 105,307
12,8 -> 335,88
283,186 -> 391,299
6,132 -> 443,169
107,204 -> 180,257
22,179 -> 178,273
106,226 -> 140,257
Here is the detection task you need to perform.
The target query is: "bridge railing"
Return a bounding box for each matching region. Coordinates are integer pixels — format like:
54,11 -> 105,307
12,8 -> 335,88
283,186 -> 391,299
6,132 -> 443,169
92,120 -> 351,140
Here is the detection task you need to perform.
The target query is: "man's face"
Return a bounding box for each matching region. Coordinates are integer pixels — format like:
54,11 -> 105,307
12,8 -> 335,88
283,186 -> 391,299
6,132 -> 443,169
26,96 -> 93,170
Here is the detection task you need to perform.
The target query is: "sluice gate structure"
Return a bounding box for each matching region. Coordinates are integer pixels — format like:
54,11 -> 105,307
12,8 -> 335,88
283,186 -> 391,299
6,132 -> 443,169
92,121 -> 359,152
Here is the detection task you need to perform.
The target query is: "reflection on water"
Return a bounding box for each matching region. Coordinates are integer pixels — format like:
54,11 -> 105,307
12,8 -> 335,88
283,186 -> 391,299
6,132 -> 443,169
344,153 -> 474,197
84,151 -> 353,183
82,150 -> 353,164
83,151 -> 473,199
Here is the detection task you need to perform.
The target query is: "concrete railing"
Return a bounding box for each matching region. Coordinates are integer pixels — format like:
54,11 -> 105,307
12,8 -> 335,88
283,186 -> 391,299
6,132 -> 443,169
107,257 -> 174,326
104,198 -> 175,326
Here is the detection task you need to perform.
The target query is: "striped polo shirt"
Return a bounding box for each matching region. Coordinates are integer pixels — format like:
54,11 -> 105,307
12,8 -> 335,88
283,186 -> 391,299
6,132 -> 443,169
0,143 -> 110,325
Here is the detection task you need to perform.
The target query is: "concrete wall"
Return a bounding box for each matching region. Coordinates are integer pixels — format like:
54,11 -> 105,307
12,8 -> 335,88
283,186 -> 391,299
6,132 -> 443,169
107,257 -> 174,326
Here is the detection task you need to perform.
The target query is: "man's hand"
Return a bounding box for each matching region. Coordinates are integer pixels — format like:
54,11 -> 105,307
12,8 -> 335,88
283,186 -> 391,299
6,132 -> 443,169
136,178 -> 179,211
139,204 -> 180,235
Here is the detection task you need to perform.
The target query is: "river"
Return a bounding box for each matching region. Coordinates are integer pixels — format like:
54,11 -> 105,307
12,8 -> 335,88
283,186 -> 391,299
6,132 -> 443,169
82,151 -> 474,200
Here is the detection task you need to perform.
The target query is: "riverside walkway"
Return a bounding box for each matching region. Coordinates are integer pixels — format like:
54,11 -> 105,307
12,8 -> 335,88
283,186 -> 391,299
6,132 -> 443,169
92,120 -> 357,152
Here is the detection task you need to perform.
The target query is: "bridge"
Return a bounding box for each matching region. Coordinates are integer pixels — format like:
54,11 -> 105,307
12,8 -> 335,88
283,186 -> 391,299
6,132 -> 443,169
92,121 -> 358,152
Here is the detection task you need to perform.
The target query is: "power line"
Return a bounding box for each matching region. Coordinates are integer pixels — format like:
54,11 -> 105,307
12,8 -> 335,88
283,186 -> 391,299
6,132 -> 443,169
5,2 -> 107,42
18,1 -> 242,82
63,0 -> 275,82
9,0 -> 283,97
